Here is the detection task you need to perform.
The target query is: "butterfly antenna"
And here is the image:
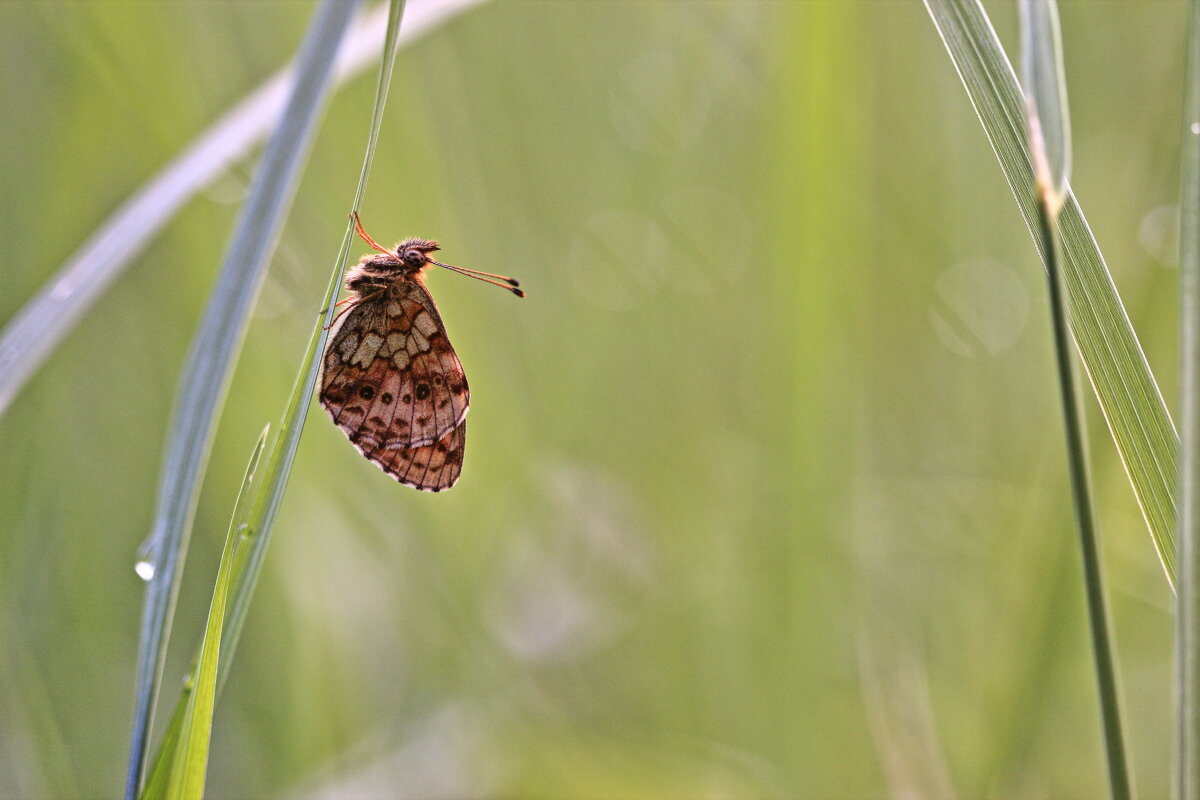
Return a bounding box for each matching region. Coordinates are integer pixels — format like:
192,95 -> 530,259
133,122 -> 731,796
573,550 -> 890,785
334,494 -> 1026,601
351,212 -> 400,258
430,259 -> 525,297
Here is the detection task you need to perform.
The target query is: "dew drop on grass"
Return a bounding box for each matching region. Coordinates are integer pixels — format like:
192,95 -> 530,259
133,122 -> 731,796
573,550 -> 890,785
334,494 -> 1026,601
135,536 -> 159,581
135,558 -> 156,581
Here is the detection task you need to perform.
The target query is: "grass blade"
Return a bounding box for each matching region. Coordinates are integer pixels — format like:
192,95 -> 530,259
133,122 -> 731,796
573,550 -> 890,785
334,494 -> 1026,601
924,0 -> 1179,586
1034,181 -> 1133,800
0,0 -> 488,420
1020,5 -> 1131,796
137,1 -> 409,794
139,428 -> 270,800
164,428 -> 269,800
1178,1 -> 1200,795
220,0 -> 410,670
138,689 -> 186,800
123,2 -> 363,797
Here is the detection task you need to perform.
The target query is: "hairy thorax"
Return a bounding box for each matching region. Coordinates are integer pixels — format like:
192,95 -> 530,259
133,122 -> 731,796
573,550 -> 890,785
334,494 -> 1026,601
345,237 -> 441,294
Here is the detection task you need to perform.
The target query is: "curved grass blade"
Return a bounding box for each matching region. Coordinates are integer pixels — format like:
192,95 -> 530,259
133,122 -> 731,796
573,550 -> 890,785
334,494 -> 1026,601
123,2 -> 363,797
924,0 -> 1179,586
221,0 -> 411,669
166,428 -> 268,800
0,0 -> 489,420
138,686 -> 186,800
139,427 -> 270,800
1178,1 -> 1200,794
138,2 -> 410,795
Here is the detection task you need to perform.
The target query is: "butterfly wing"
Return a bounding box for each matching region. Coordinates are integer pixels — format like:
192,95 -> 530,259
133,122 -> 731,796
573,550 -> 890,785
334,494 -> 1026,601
383,418 -> 466,491
385,279 -> 471,445
320,278 -> 470,488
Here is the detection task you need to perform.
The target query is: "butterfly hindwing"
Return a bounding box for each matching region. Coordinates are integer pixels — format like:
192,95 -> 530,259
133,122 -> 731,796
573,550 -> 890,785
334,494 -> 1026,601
381,418 -> 466,491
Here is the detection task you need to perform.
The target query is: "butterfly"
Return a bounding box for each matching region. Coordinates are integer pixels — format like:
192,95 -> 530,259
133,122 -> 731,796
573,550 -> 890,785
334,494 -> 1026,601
319,213 -> 522,491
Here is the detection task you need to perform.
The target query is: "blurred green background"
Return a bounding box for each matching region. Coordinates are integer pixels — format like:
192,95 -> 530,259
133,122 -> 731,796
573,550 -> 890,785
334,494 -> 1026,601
0,1 -> 1188,797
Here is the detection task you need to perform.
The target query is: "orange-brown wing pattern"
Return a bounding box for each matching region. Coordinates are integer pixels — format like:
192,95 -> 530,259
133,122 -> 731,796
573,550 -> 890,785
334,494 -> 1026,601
379,418 -> 466,491
319,277 -> 470,491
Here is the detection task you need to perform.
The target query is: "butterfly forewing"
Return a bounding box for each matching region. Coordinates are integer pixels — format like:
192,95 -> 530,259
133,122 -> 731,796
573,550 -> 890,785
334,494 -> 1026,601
320,274 -> 470,491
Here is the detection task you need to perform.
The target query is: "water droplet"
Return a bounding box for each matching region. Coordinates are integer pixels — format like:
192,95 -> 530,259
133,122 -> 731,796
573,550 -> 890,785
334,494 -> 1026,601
135,559 -> 156,581
135,533 -> 160,581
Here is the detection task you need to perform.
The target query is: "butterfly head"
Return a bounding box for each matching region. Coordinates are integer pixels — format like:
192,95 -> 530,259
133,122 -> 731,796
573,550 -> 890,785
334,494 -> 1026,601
396,238 -> 440,270
348,214 -> 523,297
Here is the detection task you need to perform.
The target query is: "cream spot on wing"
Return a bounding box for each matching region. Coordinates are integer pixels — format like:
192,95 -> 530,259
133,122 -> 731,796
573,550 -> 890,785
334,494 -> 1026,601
351,332 -> 384,367
386,332 -> 406,353
393,350 -> 410,370
337,332 -> 360,362
406,329 -> 430,355
413,311 -> 438,337
387,301 -> 404,317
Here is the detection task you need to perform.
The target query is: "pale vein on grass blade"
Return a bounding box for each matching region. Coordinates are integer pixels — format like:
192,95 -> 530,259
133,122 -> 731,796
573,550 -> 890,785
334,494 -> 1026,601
0,0 -> 489,420
124,2 -> 362,797
924,0 -> 1179,585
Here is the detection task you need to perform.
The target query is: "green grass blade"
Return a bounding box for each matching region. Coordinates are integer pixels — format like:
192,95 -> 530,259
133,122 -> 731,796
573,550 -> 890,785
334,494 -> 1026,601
221,0 -> 409,665
924,0 -> 1179,585
123,2 -> 362,798
139,427 -> 270,800
163,427 -> 269,800
1178,1 -> 1200,795
138,688 -> 186,800
136,3 -> 407,795
0,0 -> 491,420
1035,202 -> 1132,800
1019,5 -> 1131,795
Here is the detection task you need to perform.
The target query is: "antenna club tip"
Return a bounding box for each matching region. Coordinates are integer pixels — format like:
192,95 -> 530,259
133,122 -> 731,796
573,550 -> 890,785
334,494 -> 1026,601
512,288 -> 526,298
507,278 -> 520,287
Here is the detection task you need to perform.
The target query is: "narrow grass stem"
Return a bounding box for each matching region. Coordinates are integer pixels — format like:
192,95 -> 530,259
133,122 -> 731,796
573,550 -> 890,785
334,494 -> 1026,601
1038,200 -> 1132,800
1177,1 -> 1200,794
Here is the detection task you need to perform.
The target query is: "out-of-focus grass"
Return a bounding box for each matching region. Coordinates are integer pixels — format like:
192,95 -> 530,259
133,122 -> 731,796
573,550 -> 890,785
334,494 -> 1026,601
930,0 -> 1177,586
1177,0 -> 1200,793
0,2 -> 1185,798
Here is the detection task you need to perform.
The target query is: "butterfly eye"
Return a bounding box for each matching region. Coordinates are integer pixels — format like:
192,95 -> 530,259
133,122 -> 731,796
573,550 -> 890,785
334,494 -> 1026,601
403,250 -> 426,267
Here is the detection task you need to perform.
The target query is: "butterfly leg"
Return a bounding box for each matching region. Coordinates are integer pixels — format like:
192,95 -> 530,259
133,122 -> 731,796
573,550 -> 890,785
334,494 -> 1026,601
323,288 -> 384,331
352,212 -> 400,258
